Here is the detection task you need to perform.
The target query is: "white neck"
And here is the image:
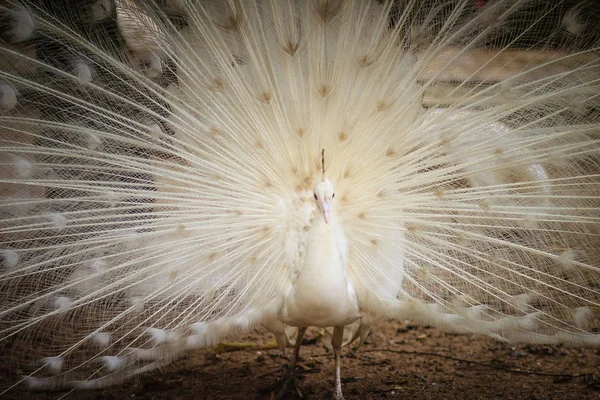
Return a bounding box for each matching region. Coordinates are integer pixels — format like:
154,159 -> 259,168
302,209 -> 346,277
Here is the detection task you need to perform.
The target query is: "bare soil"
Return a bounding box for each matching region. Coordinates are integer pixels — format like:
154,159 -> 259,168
3,321 -> 599,400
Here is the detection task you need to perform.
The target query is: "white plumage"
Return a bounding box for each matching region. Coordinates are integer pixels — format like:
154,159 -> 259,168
1,0 -> 599,398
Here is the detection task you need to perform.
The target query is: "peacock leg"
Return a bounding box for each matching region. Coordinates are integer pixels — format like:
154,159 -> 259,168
271,326 -> 307,400
331,325 -> 345,400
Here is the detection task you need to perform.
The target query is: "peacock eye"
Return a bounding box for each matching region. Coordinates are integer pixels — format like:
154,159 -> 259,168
314,193 -> 317,200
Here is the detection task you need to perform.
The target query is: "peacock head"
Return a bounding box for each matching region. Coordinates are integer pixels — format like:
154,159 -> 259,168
313,179 -> 335,224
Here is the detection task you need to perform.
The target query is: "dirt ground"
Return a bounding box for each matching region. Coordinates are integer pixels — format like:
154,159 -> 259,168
2,320 -> 599,400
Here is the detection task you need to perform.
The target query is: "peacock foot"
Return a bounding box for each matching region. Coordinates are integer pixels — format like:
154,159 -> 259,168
333,386 -> 344,400
260,363 -> 303,400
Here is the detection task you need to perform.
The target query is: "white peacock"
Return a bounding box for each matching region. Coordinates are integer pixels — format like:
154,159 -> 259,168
0,0 -> 599,399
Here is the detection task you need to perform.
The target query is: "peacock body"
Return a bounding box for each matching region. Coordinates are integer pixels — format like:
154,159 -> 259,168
1,0 -> 599,398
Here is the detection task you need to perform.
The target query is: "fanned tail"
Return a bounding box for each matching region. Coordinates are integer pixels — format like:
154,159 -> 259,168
1,0 -> 599,394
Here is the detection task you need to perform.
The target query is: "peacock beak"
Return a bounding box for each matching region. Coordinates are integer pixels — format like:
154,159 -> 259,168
320,201 -> 330,224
